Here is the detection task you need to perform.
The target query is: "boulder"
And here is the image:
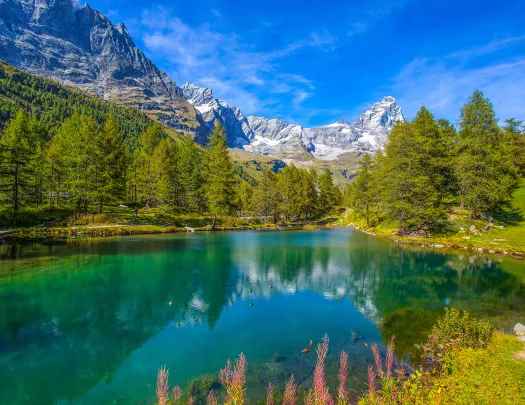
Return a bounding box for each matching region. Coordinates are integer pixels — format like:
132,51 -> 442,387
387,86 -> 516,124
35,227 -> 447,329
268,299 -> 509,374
515,323 -> 525,337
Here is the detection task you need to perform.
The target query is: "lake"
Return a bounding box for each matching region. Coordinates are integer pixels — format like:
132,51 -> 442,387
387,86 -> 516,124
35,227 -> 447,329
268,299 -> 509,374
0,229 -> 524,405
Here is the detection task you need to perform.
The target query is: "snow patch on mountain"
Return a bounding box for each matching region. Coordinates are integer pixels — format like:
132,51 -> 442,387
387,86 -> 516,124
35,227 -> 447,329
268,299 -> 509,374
182,82 -> 404,159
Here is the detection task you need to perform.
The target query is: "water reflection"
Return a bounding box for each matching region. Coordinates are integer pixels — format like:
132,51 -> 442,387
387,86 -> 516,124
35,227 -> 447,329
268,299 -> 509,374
0,230 -> 524,405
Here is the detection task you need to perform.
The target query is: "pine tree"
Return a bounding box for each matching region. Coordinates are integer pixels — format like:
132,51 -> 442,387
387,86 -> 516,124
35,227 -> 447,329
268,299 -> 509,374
503,118 -> 525,176
92,116 -> 128,213
0,110 -> 37,224
203,123 -> 237,228
456,91 -> 518,218
277,165 -> 304,221
179,139 -> 205,212
318,169 -> 339,214
54,114 -> 98,214
133,124 -> 164,205
301,168 -> 318,219
253,169 -> 279,222
237,182 -> 254,216
413,107 -> 456,201
351,153 -> 378,227
152,139 -> 181,209
381,122 -> 446,233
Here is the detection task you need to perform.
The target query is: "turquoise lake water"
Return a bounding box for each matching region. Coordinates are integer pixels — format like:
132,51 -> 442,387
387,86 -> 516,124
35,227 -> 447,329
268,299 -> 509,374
0,229 -> 524,405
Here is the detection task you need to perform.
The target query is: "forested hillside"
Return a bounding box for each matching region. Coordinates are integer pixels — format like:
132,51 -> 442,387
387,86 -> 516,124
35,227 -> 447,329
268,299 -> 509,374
0,61 -> 158,150
0,63 -> 343,227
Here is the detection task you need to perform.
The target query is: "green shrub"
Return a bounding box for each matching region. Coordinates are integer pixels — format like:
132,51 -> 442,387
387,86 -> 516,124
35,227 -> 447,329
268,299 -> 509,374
430,308 -> 494,350
419,308 -> 495,373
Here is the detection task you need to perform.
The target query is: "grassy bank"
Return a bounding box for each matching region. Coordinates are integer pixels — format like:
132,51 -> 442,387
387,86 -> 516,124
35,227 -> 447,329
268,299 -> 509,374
2,207 -> 277,240
336,185 -> 525,258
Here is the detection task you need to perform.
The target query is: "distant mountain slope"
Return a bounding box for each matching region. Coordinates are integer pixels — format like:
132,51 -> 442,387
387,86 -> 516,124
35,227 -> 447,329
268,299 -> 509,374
0,60 -> 162,149
0,0 -> 403,161
0,0 -> 208,141
183,81 -> 405,160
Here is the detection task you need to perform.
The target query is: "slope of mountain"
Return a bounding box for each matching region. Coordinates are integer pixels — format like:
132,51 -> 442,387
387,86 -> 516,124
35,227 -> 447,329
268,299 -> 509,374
0,0 -> 208,140
183,80 -> 405,160
0,60 -> 165,149
0,0 -> 404,162
182,82 -> 253,147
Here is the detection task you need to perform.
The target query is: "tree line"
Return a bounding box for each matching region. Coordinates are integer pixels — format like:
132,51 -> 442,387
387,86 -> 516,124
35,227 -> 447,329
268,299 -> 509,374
0,112 -> 341,226
346,90 -> 525,233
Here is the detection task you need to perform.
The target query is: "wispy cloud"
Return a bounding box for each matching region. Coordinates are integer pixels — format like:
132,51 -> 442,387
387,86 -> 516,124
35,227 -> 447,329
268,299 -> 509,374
391,36 -> 525,122
140,7 -> 332,115
136,0 -> 412,122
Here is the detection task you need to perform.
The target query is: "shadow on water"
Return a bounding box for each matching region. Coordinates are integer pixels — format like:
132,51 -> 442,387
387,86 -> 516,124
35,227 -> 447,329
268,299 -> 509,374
0,229 -> 524,404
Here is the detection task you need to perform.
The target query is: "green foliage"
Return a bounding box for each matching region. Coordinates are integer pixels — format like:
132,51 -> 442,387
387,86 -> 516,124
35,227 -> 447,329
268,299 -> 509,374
381,121 -> 446,233
0,61 -> 155,150
204,123 -> 237,217
237,182 -> 254,216
351,153 -> 379,227
0,110 -> 40,224
252,169 -> 279,222
428,308 -> 495,352
456,90 -> 519,218
503,118 -> 525,176
318,169 -> 340,214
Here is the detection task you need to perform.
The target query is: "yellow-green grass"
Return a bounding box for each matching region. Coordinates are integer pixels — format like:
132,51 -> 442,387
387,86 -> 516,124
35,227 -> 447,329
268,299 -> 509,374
340,184 -> 525,255
424,333 -> 525,405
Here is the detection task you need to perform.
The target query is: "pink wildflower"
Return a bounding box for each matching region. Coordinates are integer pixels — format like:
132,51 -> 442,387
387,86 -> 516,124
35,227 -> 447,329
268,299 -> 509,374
305,337 -> 334,405
207,390 -> 218,405
371,344 -> 383,375
386,336 -> 396,377
219,353 -> 248,405
157,366 -> 170,405
172,386 -> 182,404
266,383 -> 275,405
367,364 -> 376,394
338,351 -> 349,405
283,375 -> 297,405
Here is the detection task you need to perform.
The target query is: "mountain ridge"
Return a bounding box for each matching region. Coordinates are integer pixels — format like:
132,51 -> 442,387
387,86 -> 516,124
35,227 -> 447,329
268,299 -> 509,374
183,80 -> 404,160
0,0 -> 404,160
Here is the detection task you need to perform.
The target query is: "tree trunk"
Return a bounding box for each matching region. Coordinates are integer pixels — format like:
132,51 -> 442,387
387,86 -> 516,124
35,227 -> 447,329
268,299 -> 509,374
211,214 -> 217,230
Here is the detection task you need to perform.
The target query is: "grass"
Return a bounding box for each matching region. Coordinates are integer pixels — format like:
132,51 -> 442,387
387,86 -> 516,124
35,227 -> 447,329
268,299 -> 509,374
339,184 -> 525,256
3,205 -> 276,239
424,333 -> 525,405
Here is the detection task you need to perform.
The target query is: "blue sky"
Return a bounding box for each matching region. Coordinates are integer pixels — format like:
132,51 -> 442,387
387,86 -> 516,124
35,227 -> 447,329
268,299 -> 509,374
85,0 -> 525,126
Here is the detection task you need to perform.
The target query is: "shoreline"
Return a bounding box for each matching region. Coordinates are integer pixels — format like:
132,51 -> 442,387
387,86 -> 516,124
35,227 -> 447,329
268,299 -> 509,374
3,221 -> 525,260
343,223 -> 525,260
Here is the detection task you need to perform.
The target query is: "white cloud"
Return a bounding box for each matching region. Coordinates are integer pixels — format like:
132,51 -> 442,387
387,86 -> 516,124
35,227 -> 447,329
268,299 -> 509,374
139,7 -> 333,116
293,90 -> 313,107
391,38 -> 525,122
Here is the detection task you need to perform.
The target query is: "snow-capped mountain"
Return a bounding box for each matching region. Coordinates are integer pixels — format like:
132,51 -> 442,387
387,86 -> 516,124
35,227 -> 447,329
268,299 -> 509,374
0,0 -> 404,161
0,0 -> 208,139
183,81 -> 404,159
182,83 -> 253,147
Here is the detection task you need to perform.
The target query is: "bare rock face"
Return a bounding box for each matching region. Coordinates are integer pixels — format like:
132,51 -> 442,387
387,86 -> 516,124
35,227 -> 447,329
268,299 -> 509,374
0,0 -> 404,159
183,82 -> 405,159
0,0 -> 208,139
182,82 -> 252,147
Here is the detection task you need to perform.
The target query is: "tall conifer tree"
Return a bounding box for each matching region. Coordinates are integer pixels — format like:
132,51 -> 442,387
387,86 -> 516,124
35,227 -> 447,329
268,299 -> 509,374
203,123 -> 236,228
456,91 -> 518,218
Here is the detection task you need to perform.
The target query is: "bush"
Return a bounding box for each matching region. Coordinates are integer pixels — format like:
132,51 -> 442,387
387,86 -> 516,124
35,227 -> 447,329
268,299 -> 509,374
420,308 -> 495,372
430,308 -> 494,349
